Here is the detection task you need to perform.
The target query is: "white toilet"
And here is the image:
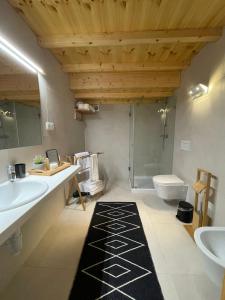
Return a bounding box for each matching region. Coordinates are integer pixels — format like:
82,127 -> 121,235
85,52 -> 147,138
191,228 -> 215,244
153,174 -> 188,201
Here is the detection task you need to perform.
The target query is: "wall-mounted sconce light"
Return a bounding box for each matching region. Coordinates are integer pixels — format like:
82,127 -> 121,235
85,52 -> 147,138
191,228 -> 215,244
0,35 -> 44,74
188,83 -> 208,100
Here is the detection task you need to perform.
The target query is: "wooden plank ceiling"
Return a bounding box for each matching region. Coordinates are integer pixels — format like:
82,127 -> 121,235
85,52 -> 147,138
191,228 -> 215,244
9,0 -> 225,104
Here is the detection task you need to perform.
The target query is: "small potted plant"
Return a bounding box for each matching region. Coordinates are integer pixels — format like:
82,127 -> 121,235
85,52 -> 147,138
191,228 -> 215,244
32,155 -> 45,170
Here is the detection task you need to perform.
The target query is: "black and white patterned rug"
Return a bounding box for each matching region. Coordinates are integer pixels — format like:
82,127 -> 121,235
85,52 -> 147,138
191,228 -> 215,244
69,202 -> 164,300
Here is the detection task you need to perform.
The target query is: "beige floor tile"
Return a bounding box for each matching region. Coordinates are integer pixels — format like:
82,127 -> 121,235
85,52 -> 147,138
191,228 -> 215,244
171,274 -> 221,300
26,209 -> 92,270
0,182 -> 220,300
1,267 -> 75,300
153,222 -> 205,275
157,273 -> 179,300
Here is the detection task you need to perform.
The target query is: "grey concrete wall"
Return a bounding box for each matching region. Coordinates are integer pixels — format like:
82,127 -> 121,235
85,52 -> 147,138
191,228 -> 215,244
0,1 -> 85,182
85,102 -> 175,185
85,105 -> 130,184
172,30 -> 225,226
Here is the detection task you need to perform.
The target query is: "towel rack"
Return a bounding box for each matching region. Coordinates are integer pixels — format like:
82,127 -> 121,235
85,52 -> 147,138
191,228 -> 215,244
74,152 -> 103,163
65,152 -> 104,209
74,152 -> 103,175
184,168 -> 216,239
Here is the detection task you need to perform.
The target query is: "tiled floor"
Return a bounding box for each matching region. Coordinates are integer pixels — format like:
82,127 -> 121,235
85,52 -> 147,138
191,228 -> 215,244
0,182 -> 221,300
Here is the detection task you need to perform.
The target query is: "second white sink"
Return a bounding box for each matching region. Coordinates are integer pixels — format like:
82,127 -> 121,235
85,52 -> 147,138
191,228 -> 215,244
195,226 -> 225,287
0,180 -> 48,212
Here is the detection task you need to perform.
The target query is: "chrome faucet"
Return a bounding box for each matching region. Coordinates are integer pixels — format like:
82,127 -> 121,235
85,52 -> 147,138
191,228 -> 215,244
8,165 -> 16,182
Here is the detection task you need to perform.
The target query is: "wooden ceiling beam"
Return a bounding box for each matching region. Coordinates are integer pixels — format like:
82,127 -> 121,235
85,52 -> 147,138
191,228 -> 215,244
70,71 -> 180,90
84,98 -> 166,105
0,74 -> 39,91
0,91 -> 39,101
73,91 -> 173,99
0,74 -> 39,101
39,28 -> 222,48
63,62 -> 189,73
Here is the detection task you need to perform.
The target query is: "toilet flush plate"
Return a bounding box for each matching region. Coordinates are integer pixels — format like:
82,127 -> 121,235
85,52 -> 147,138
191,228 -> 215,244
180,140 -> 192,151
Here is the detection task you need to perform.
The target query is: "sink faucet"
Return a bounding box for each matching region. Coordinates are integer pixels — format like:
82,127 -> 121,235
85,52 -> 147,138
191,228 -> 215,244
8,165 -> 16,182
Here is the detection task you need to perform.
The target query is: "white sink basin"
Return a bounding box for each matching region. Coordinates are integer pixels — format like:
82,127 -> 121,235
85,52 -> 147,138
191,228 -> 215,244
0,180 -> 48,212
194,227 -> 225,287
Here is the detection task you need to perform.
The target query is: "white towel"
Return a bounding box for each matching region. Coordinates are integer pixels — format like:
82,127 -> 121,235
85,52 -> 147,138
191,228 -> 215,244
80,179 -> 104,195
75,152 -> 90,169
85,179 -> 102,186
89,187 -> 103,196
77,157 -> 90,170
75,151 -> 89,158
90,154 -> 99,181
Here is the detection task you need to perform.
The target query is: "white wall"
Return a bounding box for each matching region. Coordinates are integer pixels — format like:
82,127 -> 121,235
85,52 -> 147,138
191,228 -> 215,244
85,105 -> 130,183
0,1 -> 85,182
173,29 -> 225,226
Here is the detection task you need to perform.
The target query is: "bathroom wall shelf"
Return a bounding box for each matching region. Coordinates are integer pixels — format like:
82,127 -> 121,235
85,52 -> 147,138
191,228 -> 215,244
75,108 -> 96,114
74,108 -> 96,121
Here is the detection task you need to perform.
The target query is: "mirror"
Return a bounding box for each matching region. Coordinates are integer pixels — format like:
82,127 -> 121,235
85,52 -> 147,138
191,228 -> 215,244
46,149 -> 60,165
0,46 -> 42,150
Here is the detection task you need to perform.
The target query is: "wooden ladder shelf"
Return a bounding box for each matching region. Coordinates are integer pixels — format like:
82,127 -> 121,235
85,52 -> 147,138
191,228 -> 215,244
184,168 -> 212,239
65,155 -> 86,211
66,175 -> 86,211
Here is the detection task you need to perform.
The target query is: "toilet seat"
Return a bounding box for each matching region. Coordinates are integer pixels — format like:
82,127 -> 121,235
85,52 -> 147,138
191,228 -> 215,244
153,175 -> 184,186
153,175 -> 187,201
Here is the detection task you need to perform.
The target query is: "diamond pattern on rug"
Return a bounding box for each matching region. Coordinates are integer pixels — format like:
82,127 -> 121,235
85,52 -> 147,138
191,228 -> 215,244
96,208 -> 136,220
105,240 -> 128,249
93,219 -> 139,235
89,234 -> 144,256
102,264 -> 130,278
83,256 -> 151,288
69,202 -> 164,300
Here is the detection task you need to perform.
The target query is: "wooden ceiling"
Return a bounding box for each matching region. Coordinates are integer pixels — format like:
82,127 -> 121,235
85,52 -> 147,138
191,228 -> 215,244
9,0 -> 225,104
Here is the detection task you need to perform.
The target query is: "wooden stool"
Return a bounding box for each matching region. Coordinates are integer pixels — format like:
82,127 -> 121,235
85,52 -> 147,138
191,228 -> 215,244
66,175 -> 86,211
65,155 -> 86,211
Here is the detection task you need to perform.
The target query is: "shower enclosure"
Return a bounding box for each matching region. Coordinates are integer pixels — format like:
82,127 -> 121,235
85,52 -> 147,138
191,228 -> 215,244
129,98 -> 176,190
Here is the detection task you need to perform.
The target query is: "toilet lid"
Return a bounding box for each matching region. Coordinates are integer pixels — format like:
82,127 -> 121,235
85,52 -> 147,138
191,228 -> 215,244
153,175 -> 184,186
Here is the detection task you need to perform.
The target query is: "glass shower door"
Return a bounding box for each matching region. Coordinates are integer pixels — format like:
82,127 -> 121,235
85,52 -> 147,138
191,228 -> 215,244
130,99 -> 176,190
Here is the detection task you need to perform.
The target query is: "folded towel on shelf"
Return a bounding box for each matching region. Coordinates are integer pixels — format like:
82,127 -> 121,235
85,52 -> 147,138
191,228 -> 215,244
80,179 -> 104,196
89,187 -> 103,196
75,151 -> 104,196
84,179 -> 102,186
90,154 -> 99,181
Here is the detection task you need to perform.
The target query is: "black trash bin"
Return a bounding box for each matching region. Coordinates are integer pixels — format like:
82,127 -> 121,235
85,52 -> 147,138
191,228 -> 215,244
176,201 -> 193,223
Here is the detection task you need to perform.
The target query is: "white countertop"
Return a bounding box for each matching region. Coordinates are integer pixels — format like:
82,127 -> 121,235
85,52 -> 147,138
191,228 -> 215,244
0,165 -> 80,245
